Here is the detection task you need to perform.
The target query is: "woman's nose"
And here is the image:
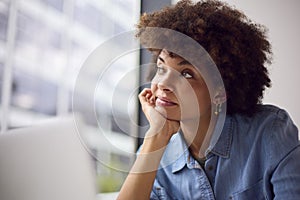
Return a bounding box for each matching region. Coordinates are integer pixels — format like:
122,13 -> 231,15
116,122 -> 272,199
157,82 -> 172,92
156,74 -> 175,92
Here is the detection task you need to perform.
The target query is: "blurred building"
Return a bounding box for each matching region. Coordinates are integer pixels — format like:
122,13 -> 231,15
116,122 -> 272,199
0,0 -> 142,193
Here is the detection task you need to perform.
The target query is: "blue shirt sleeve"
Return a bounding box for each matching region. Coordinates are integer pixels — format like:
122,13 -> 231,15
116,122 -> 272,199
268,109 -> 300,199
271,146 -> 300,199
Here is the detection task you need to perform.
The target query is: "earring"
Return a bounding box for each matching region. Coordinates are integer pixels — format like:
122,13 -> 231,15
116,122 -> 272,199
214,103 -> 222,115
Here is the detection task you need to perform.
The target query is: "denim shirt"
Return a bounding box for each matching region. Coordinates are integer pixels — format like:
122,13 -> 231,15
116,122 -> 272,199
150,105 -> 300,200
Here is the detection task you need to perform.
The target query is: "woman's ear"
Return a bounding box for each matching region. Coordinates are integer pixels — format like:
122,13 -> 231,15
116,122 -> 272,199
213,87 -> 227,105
212,87 -> 227,115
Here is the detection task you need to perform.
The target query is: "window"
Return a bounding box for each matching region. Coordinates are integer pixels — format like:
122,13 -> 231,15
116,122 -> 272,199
0,0 -> 140,193
0,1 -> 8,42
39,0 -> 64,12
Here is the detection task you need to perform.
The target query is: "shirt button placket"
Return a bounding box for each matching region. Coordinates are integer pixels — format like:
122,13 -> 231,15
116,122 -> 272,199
204,156 -> 217,185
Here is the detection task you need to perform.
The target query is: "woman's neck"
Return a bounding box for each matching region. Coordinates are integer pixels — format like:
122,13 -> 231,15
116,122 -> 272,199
180,111 -> 216,159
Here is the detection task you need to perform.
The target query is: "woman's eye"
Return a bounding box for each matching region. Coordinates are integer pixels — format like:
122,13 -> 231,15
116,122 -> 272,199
156,66 -> 165,75
182,70 -> 193,78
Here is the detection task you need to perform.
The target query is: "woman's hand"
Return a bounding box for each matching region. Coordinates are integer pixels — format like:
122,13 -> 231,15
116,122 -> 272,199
139,88 -> 180,151
117,88 -> 178,200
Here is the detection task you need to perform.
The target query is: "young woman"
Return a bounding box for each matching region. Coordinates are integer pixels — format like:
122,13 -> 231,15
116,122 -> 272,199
117,0 -> 300,199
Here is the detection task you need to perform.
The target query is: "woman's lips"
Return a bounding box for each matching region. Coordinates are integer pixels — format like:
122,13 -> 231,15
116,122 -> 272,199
156,97 -> 177,107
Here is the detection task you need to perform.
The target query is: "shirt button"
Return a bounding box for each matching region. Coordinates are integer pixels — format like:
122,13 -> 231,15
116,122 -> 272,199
207,165 -> 214,171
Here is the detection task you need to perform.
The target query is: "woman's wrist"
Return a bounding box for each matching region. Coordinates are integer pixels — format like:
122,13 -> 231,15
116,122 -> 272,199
141,129 -> 171,153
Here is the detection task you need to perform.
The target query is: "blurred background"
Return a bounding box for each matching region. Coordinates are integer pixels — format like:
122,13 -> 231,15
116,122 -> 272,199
0,0 -> 299,195
0,0 -> 143,193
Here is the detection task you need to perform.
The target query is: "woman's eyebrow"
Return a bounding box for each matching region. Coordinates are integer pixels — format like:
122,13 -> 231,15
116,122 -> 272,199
178,60 -> 192,66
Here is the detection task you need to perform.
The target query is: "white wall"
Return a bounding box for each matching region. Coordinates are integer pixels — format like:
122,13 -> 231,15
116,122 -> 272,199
219,0 -> 300,128
173,0 -> 300,129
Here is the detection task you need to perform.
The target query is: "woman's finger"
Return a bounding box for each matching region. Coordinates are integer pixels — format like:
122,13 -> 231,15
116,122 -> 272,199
139,88 -> 153,104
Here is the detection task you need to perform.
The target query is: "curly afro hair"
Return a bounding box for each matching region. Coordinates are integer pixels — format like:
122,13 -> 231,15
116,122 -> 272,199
136,0 -> 272,116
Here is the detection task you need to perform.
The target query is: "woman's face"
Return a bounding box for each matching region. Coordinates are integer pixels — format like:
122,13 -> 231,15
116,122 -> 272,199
151,50 -> 212,121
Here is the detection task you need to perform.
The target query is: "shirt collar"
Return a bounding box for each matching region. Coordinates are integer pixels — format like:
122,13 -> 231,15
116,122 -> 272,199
209,116 -> 233,158
171,133 -> 189,173
171,116 -> 233,173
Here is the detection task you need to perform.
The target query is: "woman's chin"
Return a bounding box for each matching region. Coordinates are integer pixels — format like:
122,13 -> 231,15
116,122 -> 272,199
154,106 -> 180,121
154,106 -> 167,117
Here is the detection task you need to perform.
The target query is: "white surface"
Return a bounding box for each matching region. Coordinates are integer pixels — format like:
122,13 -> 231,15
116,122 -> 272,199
220,0 -> 300,128
97,192 -> 119,200
0,117 -> 98,200
172,0 -> 300,129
